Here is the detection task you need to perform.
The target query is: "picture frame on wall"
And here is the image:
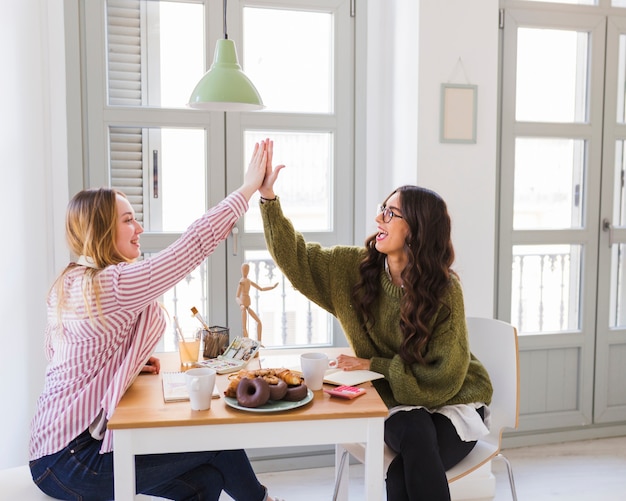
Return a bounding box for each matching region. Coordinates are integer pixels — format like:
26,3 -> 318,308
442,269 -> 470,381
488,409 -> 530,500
440,83 -> 477,144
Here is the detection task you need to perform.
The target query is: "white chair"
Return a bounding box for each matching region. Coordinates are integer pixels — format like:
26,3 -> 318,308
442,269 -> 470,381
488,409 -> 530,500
332,316 -> 520,501
0,465 -> 53,501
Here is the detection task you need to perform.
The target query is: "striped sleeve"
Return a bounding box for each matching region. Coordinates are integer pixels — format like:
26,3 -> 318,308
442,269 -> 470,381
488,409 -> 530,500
102,190 -> 248,312
29,190 -> 248,459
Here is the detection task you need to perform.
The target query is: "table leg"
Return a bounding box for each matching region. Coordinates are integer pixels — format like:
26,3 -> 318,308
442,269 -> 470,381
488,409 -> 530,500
363,418 -> 385,501
113,429 -> 136,500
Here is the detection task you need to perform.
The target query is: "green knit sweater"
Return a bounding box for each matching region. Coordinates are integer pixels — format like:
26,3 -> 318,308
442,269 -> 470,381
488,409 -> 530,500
261,198 -> 493,410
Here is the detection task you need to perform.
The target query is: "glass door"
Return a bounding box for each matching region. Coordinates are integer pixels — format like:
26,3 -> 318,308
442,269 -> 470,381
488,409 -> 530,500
499,8 -> 606,431
595,15 -> 626,423
500,3 -> 626,431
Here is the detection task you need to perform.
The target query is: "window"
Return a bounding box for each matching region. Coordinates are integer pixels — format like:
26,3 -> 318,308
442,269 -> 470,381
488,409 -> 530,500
81,0 -> 354,350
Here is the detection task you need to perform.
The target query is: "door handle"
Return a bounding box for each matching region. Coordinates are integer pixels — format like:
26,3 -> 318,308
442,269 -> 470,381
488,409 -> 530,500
153,150 -> 159,198
602,218 -> 613,248
231,227 -> 239,256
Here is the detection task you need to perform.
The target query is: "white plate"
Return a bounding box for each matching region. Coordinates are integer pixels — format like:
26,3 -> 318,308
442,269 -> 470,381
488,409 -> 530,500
224,389 -> 313,413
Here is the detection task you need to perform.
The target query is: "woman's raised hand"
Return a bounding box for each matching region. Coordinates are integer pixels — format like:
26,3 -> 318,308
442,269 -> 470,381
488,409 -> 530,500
238,141 -> 269,200
259,139 -> 285,200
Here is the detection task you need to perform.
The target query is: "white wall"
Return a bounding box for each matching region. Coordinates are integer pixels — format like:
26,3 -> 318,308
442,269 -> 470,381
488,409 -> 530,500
0,0 -> 68,469
417,0 -> 499,317
363,0 -> 499,317
0,0 -> 499,469
360,0 -> 419,222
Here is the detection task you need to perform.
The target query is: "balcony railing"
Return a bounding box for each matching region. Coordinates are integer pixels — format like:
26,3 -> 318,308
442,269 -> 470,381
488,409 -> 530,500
511,250 -> 578,334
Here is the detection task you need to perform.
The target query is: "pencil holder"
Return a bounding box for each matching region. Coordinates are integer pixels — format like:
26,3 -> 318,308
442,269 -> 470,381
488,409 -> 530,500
201,326 -> 229,359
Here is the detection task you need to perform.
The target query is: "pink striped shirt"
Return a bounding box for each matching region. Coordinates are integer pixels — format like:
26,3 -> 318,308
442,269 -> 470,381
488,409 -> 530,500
29,191 -> 248,459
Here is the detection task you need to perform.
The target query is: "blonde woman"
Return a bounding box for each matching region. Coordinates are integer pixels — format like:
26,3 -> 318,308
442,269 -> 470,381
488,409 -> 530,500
29,142 -> 284,501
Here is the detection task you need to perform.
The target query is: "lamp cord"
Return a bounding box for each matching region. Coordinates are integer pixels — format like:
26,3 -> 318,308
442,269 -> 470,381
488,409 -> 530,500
223,0 -> 228,39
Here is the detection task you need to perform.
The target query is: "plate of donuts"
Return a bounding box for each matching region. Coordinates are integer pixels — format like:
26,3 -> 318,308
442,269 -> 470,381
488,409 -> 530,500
223,389 -> 314,413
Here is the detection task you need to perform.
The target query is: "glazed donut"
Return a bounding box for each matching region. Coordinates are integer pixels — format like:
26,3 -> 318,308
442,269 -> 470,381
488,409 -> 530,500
236,377 -> 270,408
283,383 -> 308,402
268,379 -> 288,401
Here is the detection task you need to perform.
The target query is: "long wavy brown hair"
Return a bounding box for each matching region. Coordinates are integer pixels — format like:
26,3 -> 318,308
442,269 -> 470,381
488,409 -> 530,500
351,186 -> 456,364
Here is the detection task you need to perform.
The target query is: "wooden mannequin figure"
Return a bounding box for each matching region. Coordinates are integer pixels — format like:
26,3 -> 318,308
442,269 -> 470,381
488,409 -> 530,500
235,262 -> 278,343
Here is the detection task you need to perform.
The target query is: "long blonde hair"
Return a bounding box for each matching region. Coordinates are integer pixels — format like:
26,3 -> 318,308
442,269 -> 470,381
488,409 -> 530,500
53,188 -> 134,322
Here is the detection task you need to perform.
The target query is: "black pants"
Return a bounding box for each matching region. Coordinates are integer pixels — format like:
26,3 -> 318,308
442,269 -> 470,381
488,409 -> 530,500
384,407 -> 485,501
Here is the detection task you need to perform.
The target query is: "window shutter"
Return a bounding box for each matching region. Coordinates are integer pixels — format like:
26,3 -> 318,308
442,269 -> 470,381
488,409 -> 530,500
107,0 -> 142,106
110,127 -> 144,221
107,0 -> 144,222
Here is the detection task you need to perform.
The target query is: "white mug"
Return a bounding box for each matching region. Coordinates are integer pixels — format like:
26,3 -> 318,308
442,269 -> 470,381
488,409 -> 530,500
185,367 -> 216,411
300,352 -> 338,391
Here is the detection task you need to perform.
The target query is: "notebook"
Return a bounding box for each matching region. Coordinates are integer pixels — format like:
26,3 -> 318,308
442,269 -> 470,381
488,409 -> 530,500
194,336 -> 261,374
161,371 -> 220,403
321,368 -> 384,387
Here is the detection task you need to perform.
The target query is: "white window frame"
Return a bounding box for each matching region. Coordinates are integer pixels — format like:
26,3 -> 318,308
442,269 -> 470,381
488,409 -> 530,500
74,0 -> 356,348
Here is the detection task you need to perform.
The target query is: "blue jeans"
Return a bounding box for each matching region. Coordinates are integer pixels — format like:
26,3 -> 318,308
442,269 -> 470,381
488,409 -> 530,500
30,430 -> 267,501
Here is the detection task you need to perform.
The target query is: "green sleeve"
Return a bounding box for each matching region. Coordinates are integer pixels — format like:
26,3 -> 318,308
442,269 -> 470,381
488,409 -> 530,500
261,198 -> 360,315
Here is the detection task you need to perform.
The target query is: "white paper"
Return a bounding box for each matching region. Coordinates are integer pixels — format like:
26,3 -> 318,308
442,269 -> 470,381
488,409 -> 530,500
322,368 -> 384,387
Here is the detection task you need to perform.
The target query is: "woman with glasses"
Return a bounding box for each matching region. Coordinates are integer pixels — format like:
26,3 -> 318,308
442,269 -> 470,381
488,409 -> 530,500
258,140 -> 493,501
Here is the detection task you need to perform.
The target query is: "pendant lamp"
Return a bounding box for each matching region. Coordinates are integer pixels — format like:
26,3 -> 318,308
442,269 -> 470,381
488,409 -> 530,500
187,0 -> 264,111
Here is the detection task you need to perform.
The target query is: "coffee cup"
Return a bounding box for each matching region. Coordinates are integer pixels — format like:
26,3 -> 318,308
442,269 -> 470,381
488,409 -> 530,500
185,367 -> 216,411
300,352 -> 338,391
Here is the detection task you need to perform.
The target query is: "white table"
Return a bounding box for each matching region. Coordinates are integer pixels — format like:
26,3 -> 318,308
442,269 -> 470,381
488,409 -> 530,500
108,349 -> 387,500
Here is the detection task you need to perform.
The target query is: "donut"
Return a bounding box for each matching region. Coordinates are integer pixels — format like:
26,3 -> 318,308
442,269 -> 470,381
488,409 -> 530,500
268,379 -> 288,401
236,377 -> 270,408
283,383 -> 308,402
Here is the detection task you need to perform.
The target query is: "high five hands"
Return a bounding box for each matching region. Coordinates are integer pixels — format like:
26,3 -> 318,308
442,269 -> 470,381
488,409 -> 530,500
238,139 -> 286,201
259,138 -> 285,200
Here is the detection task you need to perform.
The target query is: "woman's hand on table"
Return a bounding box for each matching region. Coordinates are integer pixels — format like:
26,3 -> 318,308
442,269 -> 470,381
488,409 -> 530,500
336,354 -> 370,371
141,356 -> 160,374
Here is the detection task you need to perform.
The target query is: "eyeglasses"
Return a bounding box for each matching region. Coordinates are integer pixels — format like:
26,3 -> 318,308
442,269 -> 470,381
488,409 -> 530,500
377,204 -> 403,223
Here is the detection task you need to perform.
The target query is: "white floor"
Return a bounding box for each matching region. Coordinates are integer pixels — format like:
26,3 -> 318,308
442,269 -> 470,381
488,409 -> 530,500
236,436 -> 626,501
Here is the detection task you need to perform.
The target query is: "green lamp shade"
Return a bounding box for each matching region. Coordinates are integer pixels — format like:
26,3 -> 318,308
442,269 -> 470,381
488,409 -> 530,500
187,39 -> 264,111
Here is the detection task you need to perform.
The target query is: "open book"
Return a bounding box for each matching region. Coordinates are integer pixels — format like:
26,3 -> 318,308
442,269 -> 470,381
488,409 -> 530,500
161,371 -> 220,403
